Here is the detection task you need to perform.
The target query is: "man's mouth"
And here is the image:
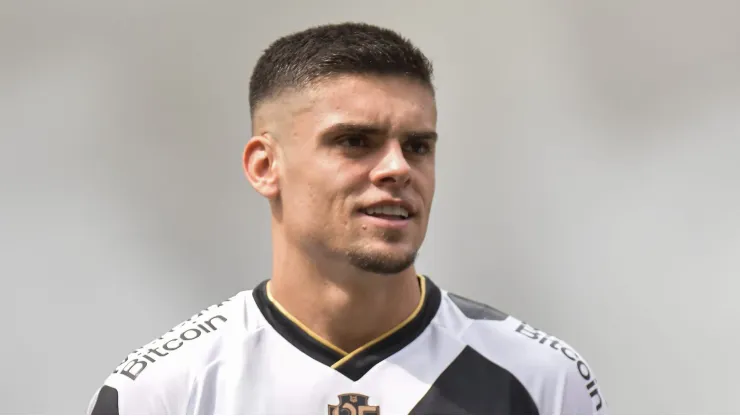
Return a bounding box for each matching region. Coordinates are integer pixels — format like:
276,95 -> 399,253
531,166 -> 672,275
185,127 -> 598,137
361,204 -> 411,220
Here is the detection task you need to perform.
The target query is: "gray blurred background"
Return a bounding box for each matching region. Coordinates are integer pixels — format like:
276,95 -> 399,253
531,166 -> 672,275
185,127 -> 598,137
1,0 -> 739,413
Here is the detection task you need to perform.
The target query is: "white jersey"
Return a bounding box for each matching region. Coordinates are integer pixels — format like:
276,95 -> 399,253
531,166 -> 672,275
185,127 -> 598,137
88,276 -> 607,414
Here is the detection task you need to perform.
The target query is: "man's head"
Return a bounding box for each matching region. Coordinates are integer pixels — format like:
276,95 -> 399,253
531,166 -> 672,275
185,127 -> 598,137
243,22 -> 437,275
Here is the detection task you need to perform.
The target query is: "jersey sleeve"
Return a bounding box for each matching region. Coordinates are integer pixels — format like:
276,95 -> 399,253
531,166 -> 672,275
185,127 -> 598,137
86,353 -> 191,415
558,352 -> 608,415
86,294 -> 240,414
503,320 -> 608,415
87,374 -> 173,414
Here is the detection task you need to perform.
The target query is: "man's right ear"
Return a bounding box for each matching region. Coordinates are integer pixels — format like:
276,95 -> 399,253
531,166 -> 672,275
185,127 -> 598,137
243,135 -> 280,199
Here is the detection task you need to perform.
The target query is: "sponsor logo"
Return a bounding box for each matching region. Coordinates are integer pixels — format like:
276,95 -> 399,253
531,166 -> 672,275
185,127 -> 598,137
113,299 -> 232,381
515,323 -> 604,412
328,394 -> 380,415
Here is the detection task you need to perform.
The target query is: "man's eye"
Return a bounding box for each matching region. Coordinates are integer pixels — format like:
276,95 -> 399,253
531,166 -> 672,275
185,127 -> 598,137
404,140 -> 431,155
338,135 -> 369,148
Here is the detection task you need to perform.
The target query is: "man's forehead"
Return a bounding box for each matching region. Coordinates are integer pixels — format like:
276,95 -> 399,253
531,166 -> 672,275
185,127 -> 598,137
253,75 -> 436,135
302,75 -> 436,130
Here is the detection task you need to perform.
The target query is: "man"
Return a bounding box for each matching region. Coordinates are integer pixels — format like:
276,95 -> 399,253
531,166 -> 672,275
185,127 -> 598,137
88,22 -> 607,415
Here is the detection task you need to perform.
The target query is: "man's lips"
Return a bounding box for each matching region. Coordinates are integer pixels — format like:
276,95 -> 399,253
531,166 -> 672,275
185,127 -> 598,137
358,199 -> 416,219
359,212 -> 412,230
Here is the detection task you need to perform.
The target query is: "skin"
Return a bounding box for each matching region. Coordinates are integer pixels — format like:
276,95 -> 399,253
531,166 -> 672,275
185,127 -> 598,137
243,74 -> 437,353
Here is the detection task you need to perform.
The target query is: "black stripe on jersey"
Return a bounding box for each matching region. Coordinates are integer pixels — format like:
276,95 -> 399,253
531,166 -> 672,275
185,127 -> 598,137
410,346 -> 539,415
448,293 -> 509,321
90,385 -> 120,415
253,276 -> 442,381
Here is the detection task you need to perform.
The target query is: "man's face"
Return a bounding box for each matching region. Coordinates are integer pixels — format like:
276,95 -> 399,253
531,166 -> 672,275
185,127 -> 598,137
274,75 -> 437,274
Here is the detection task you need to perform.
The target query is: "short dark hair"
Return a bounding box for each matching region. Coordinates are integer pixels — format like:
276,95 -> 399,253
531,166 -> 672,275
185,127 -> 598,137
249,22 -> 434,116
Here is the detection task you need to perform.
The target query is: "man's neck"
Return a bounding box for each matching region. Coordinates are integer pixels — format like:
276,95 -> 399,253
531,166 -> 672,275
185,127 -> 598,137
268,248 -> 422,353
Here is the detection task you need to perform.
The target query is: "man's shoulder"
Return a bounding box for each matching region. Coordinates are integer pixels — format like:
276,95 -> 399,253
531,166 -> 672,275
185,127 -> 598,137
438,289 -> 606,414
88,290 -> 256,414
114,290 -> 253,381
441,289 -> 585,368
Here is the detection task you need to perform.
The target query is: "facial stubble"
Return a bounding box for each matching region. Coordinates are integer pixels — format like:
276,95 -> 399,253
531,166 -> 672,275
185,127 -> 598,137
345,227 -> 418,275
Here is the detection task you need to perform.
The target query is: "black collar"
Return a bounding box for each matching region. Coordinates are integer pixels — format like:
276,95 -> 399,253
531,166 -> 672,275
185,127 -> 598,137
253,275 -> 442,381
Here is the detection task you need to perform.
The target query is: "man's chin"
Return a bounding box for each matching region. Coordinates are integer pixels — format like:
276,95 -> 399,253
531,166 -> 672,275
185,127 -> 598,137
345,248 -> 418,275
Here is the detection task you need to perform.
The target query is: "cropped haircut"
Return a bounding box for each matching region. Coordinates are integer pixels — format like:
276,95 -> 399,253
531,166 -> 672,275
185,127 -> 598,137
249,22 -> 434,117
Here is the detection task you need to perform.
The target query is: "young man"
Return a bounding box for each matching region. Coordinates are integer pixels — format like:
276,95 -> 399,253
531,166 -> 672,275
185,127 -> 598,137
88,22 -> 607,415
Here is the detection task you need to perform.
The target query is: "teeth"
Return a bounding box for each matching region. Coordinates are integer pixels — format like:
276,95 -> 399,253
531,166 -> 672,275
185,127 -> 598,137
365,205 -> 409,218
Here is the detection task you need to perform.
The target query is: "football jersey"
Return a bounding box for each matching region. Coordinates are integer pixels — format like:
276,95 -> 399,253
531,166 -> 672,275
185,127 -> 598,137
87,275 -> 607,414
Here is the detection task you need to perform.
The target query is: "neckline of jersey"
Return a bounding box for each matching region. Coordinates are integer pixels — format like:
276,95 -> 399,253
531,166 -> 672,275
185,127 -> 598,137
252,275 -> 442,381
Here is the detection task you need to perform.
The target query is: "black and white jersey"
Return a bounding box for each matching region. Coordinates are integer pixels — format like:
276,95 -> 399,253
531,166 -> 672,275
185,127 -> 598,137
88,276 -> 607,415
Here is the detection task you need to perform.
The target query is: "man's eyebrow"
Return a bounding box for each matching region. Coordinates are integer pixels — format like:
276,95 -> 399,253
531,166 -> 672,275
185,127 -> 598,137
406,131 -> 438,141
324,123 -> 384,136
323,122 -> 438,141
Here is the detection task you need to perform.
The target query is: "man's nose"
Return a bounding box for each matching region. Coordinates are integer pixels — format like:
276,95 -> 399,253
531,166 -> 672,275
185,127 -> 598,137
370,141 -> 411,187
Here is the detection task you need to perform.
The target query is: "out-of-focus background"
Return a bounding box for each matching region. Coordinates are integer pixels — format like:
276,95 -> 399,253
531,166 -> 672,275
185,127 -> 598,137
1,1 -> 739,413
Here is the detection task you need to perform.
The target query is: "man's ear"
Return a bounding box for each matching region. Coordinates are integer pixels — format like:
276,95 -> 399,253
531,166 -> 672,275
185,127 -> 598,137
243,134 -> 280,199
